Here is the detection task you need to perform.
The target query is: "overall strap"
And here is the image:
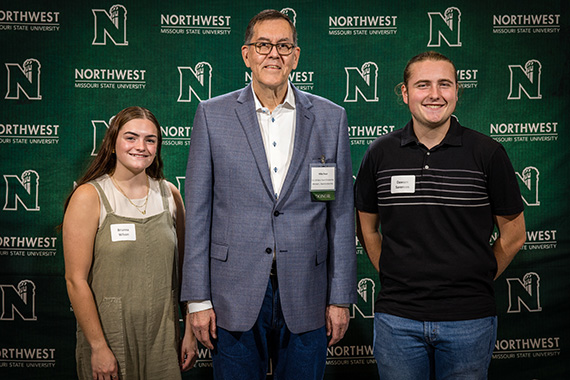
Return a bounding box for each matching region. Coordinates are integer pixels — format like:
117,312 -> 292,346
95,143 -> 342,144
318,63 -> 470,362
90,180 -> 113,214
158,180 -> 170,211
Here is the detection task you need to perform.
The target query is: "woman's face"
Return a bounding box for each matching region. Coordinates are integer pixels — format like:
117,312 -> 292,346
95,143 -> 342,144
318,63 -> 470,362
114,118 -> 158,175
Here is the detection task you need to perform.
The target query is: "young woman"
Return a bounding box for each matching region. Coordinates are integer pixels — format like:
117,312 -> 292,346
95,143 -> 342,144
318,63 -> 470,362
63,106 -> 196,380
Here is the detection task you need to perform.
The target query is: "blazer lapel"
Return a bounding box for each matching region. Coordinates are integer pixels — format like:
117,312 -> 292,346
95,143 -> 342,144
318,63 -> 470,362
277,87 -> 315,205
235,85 -> 275,198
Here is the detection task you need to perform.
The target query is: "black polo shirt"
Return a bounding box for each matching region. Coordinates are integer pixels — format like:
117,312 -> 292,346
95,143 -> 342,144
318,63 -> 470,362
354,117 -> 524,321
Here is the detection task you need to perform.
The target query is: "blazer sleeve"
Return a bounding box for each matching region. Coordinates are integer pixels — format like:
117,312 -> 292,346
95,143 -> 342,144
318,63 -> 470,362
326,108 -> 357,305
181,103 -> 213,302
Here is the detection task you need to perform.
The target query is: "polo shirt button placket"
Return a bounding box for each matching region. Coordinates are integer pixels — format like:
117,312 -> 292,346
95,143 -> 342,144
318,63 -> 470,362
423,150 -> 431,170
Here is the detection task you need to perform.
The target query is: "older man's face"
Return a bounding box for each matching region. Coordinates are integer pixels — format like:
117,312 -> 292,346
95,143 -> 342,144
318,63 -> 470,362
242,18 -> 300,93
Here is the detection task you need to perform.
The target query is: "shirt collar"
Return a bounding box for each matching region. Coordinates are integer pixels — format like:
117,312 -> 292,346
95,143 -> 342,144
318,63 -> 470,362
401,115 -> 463,148
252,82 -> 296,112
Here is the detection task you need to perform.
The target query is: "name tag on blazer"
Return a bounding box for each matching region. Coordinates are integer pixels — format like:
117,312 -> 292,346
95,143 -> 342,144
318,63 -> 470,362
310,162 -> 336,201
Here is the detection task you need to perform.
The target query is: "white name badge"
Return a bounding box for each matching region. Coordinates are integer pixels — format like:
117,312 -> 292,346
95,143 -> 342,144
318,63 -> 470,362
310,163 -> 336,201
310,165 -> 336,191
391,175 -> 416,194
110,223 -> 136,242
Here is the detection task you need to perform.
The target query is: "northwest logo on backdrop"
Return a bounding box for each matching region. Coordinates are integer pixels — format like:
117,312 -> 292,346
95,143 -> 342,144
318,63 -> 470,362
176,177 -> 185,193
492,14 -> 561,34
490,121 -> 558,143
0,236 -> 58,258
349,124 -> 396,147
457,68 -> 478,89
521,229 -> 557,251
92,4 -> 127,45
0,280 -> 37,321
91,118 -> 113,156
4,58 -> 41,100
350,278 -> 375,319
3,170 -> 40,211
280,8 -> 296,25
344,62 -> 379,102
178,62 -> 212,102
490,229 -> 557,252
508,60 -> 542,100
506,272 -> 542,313
427,7 -> 462,47
328,14 -> 398,36
160,125 -> 192,147
74,67 -> 146,90
244,70 -> 315,92
516,166 -> 540,206
0,10 -> 60,32
160,13 -> 231,35
494,336 -> 560,360
0,123 -> 59,145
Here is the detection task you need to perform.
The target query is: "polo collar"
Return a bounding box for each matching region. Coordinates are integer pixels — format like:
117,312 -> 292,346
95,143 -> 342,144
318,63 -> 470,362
401,116 -> 463,148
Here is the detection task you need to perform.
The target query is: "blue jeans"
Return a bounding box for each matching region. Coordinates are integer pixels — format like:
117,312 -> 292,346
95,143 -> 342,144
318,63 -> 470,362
373,313 -> 497,380
212,277 -> 327,380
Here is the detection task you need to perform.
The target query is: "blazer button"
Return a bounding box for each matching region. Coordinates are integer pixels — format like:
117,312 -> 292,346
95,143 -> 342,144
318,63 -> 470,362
274,211 -> 280,216
265,247 -> 272,254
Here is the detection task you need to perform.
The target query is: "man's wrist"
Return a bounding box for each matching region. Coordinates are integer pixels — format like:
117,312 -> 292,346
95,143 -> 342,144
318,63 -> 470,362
186,300 -> 214,314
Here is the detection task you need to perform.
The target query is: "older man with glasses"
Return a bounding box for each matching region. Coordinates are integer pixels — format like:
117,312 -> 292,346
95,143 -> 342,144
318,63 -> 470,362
181,9 -> 357,380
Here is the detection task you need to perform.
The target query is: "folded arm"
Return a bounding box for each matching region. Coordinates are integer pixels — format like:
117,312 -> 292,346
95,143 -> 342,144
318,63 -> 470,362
356,210 -> 382,272
493,212 -> 526,279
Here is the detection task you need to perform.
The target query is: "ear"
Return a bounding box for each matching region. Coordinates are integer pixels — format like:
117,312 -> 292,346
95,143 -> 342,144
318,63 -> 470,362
401,84 -> 409,105
241,45 -> 251,68
291,46 -> 301,70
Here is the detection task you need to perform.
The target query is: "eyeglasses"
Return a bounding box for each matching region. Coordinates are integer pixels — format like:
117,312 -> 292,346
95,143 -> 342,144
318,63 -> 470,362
245,42 -> 296,56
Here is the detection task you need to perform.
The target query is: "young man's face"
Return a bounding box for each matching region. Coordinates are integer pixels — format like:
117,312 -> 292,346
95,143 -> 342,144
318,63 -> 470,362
402,60 -> 458,131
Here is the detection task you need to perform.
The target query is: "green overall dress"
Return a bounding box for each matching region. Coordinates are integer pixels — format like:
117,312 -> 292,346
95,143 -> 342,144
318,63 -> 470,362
76,180 -> 181,380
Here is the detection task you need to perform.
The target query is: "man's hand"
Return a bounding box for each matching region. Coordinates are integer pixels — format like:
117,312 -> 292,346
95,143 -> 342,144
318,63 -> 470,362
325,305 -> 350,346
190,308 -> 217,350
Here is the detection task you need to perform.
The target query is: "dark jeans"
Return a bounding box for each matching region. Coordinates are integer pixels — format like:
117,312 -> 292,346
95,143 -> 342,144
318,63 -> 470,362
212,277 -> 327,380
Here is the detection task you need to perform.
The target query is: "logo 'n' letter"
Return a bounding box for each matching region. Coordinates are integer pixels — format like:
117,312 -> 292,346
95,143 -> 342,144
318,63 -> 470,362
0,280 -> 37,321
3,170 -> 40,211
350,278 -> 375,319
428,7 -> 462,47
91,120 -> 111,156
506,272 -> 542,313
5,58 -> 42,100
92,4 -> 128,45
508,60 -> 542,100
344,62 -> 379,102
280,8 -> 297,25
516,166 -> 540,206
178,62 -> 212,102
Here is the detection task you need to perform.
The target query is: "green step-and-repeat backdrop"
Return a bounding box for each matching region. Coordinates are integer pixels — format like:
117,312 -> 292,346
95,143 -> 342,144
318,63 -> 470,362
1,1 -> 568,379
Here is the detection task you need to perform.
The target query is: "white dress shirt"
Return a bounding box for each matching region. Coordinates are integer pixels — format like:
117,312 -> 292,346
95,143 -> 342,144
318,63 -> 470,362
187,83 -> 297,314
253,82 -> 296,198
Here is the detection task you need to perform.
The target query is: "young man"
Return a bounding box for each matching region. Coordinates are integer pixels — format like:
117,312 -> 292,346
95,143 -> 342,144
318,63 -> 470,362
355,51 -> 526,379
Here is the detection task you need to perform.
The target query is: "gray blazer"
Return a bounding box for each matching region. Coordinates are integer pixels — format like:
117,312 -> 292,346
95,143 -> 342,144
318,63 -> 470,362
181,84 -> 357,334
